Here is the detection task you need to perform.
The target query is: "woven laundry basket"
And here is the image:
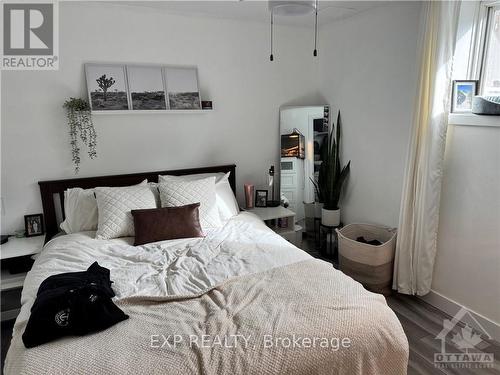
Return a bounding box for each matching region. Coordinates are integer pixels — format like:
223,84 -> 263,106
336,224 -> 397,296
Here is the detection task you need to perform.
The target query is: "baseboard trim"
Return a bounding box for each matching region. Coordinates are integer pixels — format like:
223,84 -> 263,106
419,289 -> 500,343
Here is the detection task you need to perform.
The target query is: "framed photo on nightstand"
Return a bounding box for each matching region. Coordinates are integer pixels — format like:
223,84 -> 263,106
255,190 -> 268,207
24,214 -> 44,237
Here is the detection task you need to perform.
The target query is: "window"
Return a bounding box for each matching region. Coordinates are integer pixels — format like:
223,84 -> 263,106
480,5 -> 500,96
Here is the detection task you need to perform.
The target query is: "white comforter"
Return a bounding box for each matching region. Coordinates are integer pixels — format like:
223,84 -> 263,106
6,211 -> 409,375
15,212 -> 311,328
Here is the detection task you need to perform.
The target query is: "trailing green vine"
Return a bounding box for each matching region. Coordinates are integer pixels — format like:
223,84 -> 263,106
63,98 -> 97,173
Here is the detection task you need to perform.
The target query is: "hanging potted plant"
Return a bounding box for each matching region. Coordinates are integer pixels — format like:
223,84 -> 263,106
63,98 -> 97,174
312,111 -> 350,226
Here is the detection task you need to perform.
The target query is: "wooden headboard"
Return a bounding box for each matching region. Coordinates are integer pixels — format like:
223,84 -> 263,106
38,164 -> 236,242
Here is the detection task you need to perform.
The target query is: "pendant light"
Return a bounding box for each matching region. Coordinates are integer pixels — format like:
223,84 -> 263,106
268,0 -> 319,61
313,0 -> 318,57
270,10 -> 274,61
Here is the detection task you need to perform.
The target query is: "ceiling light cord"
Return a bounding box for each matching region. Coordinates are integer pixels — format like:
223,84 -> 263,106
270,10 -> 274,61
313,0 -> 318,57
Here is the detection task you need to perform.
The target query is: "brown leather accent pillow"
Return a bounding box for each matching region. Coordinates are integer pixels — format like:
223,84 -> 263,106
131,203 -> 204,246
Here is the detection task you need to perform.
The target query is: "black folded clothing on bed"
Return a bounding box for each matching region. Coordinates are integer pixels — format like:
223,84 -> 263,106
22,262 -> 128,348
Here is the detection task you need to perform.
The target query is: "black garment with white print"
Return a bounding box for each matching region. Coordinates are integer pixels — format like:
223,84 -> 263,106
22,262 -> 128,348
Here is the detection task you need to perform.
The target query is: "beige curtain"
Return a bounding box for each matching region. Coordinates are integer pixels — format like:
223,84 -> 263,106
393,1 -> 461,296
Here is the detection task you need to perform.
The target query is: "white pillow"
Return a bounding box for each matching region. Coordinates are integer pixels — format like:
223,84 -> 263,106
60,180 -> 149,234
95,184 -> 157,239
158,176 -> 222,231
60,188 -> 98,234
159,172 -> 239,222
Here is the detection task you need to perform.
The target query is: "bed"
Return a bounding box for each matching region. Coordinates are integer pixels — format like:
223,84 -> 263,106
5,164 -> 408,375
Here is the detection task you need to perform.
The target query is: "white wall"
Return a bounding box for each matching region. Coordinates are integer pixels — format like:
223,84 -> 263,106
431,123 -> 500,326
1,2 -> 321,233
317,2 -> 422,227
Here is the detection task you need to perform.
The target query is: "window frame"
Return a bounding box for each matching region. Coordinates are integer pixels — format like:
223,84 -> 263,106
470,1 -> 500,93
449,1 -> 500,126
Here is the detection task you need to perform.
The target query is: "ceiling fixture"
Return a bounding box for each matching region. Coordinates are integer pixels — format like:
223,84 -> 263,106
268,0 -> 319,61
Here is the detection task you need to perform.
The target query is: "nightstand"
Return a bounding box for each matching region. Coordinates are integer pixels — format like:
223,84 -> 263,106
1,236 -> 44,321
246,206 -> 302,246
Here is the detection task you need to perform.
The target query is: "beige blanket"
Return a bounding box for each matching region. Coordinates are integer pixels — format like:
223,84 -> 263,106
5,259 -> 408,375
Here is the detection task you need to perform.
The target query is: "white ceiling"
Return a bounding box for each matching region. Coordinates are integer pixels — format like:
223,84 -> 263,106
106,1 -> 384,27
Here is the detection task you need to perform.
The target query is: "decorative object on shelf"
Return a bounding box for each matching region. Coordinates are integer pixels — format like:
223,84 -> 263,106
63,97 -> 97,174
281,129 -> 305,158
451,80 -> 478,113
312,111 -> 351,227
244,184 -> 255,209
268,0 -> 319,61
255,190 -> 268,208
24,214 -> 44,237
164,66 -> 201,110
201,101 -> 213,110
472,96 -> 500,115
267,165 -> 280,207
85,64 -> 130,111
127,65 -> 166,110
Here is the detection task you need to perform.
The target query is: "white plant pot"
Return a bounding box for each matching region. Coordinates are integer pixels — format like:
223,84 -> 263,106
314,202 -> 324,218
304,202 -> 315,218
321,208 -> 340,227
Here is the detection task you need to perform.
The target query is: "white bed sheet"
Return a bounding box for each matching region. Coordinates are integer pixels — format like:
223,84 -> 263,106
16,212 -> 311,329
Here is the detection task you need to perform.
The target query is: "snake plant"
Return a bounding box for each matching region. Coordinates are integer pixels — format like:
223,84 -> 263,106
312,111 -> 351,210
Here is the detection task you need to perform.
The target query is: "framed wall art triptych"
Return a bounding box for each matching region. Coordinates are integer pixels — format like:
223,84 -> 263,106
85,63 -> 201,112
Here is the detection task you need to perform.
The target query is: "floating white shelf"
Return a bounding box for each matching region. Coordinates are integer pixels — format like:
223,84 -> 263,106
92,109 -> 213,115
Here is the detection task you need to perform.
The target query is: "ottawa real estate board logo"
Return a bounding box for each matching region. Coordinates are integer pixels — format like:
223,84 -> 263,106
1,1 -> 58,70
435,307 -> 494,369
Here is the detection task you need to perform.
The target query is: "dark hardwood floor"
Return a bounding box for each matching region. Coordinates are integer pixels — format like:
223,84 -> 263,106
1,235 -> 498,375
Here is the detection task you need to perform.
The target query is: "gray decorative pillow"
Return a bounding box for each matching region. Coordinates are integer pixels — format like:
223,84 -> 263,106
95,184 -> 157,239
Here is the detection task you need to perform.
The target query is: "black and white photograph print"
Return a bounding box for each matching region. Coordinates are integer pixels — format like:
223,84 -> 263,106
24,214 -> 44,237
127,65 -> 167,110
164,67 -> 201,110
85,64 -> 130,111
255,190 -> 268,208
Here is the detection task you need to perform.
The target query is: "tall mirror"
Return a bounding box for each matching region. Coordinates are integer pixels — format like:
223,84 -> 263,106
280,105 -> 330,228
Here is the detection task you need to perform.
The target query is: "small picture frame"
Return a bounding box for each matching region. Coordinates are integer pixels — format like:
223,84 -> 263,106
452,80 -> 478,113
24,214 -> 44,237
255,190 -> 268,208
